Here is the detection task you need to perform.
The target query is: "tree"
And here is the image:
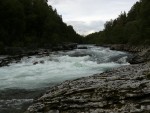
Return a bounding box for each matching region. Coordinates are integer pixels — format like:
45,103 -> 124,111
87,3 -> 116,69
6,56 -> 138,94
85,0 -> 150,45
0,0 -> 82,49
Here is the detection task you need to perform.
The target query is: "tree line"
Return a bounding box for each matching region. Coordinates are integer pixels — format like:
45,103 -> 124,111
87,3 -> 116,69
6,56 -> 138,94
85,0 -> 150,45
0,0 -> 82,50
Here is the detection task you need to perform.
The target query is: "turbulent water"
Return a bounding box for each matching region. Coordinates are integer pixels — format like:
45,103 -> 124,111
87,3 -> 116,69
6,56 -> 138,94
0,45 -> 130,89
0,45 -> 130,113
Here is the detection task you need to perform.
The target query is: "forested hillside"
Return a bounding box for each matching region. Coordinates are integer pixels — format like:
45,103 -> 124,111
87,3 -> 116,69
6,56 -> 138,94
85,0 -> 150,45
0,0 -> 82,49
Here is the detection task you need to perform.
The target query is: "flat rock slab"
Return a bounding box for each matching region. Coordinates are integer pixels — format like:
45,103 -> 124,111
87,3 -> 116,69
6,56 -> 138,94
26,62 -> 150,113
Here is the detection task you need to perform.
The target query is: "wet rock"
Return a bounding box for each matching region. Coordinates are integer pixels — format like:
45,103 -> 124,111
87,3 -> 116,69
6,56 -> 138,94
40,61 -> 44,64
0,43 -> 77,66
26,62 -> 150,113
0,55 -> 23,67
129,48 -> 150,64
108,44 -> 149,53
0,43 -> 77,67
103,44 -> 150,64
33,62 -> 38,65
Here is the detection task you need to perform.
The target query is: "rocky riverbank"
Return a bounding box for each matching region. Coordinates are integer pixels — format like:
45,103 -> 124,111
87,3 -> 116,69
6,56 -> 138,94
25,45 -> 150,113
0,43 -> 78,55
25,61 -> 150,113
96,44 -> 150,64
108,44 -> 150,64
0,43 -> 77,67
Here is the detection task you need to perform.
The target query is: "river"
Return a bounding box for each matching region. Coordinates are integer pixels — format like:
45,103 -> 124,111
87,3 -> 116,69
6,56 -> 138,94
0,45 -> 130,113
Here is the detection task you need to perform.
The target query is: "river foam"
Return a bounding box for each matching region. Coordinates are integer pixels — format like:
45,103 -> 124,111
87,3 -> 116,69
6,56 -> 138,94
0,45 -> 130,89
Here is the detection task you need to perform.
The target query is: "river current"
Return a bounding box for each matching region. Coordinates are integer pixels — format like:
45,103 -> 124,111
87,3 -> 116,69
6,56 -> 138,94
0,45 -> 130,113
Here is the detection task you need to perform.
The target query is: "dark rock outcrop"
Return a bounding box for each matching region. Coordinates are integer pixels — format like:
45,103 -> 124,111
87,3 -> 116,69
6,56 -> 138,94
25,62 -> 150,113
130,49 -> 150,64
108,44 -> 149,53
107,44 -> 150,64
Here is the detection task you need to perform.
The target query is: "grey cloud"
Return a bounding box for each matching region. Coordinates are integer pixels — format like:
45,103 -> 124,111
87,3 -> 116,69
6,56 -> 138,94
48,0 -> 139,35
67,20 -> 105,35
48,0 -> 63,4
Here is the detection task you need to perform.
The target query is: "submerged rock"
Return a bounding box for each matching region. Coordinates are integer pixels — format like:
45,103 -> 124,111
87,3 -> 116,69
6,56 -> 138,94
26,62 -> 150,113
40,60 -> 44,64
33,62 -> 38,65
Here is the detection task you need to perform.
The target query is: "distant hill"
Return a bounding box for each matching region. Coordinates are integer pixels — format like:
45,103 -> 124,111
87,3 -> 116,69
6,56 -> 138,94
0,0 -> 82,49
85,0 -> 150,45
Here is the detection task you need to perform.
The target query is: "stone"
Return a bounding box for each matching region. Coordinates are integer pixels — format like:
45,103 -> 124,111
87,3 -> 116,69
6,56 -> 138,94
26,62 -> 150,113
40,61 -> 44,64
33,62 -> 38,65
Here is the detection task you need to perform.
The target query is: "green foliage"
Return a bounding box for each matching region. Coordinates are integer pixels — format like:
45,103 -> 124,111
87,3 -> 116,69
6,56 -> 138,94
85,0 -> 150,45
0,0 -> 82,48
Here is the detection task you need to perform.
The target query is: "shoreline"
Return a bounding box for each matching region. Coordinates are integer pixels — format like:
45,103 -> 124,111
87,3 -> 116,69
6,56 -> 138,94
2,44 -> 149,67
0,44 -> 150,113
102,44 -> 150,64
26,62 -> 150,113
0,43 -> 77,67
25,44 -> 150,113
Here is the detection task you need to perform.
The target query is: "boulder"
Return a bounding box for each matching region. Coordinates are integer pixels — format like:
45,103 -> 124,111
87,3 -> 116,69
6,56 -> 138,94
129,48 -> 150,64
33,62 -> 38,65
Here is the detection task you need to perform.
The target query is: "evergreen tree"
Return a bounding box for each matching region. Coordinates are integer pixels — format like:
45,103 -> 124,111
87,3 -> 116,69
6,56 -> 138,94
85,0 -> 150,45
0,0 -> 82,48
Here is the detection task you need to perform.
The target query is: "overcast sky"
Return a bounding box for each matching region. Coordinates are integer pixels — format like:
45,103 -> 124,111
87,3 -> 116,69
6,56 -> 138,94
48,0 -> 139,35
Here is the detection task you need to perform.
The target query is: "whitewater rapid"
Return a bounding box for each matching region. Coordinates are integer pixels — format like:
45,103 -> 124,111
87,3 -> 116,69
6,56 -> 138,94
0,45 -> 130,90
